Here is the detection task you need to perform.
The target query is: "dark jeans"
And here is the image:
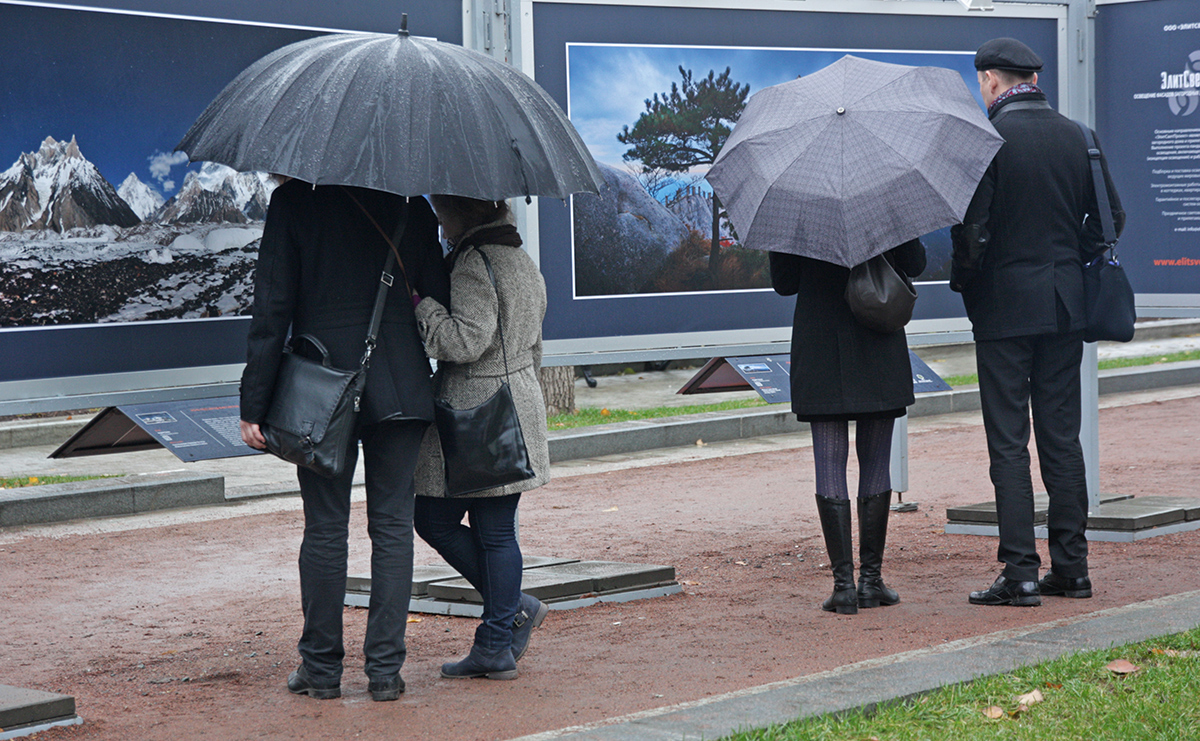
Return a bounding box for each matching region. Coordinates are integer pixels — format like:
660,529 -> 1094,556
976,331 -> 1089,582
296,419 -> 426,684
414,493 -> 522,652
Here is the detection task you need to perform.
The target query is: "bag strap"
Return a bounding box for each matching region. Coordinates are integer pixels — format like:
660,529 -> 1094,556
338,186 -> 410,370
341,186 -> 414,296
475,248 -> 513,381
1073,120 -> 1119,251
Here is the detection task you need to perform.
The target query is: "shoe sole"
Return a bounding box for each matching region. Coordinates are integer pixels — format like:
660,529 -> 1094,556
440,668 -> 519,680
969,596 -> 1042,607
1043,588 -> 1092,599
289,685 -> 342,699
370,688 -> 403,701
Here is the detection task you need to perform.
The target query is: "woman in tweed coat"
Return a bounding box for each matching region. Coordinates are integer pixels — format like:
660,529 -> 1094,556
413,195 -> 550,681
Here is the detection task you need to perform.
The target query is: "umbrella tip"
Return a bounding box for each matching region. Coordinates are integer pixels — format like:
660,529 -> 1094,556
398,13 -> 408,36
837,107 -> 846,115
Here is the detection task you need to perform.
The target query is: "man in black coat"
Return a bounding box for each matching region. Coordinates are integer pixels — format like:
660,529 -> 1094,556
951,38 -> 1124,607
239,180 -> 450,699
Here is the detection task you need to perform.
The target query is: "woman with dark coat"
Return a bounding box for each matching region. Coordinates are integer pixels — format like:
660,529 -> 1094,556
770,239 -> 926,615
239,179 -> 449,701
412,195 -> 550,681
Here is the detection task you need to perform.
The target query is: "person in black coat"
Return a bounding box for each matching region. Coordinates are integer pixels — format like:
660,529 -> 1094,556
239,179 -> 450,700
951,38 -> 1124,608
770,238 -> 925,615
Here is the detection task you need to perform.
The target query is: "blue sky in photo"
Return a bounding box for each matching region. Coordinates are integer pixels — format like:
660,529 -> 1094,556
567,44 -> 983,186
0,3 -> 322,195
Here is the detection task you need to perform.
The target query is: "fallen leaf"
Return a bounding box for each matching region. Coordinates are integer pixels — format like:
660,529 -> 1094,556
406,617 -> 422,623
681,580 -> 701,586
600,408 -> 611,416
983,706 -> 1005,719
1107,659 -> 1140,674
603,506 -> 618,512
1015,689 -> 1044,706
695,439 -> 706,447
1045,682 -> 1063,689
734,561 -> 747,565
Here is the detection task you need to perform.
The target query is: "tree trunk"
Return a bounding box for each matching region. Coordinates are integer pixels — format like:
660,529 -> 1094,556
538,365 -> 576,417
708,193 -> 722,286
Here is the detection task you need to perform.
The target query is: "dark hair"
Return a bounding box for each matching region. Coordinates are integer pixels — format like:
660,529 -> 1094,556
428,194 -> 510,230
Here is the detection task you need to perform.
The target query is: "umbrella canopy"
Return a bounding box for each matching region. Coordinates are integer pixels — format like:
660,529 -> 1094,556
706,55 -> 1003,268
176,25 -> 603,201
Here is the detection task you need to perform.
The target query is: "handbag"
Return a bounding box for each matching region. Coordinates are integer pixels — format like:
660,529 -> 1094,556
1076,121 -> 1135,343
844,251 -> 917,334
261,192 -> 410,478
433,249 -> 537,496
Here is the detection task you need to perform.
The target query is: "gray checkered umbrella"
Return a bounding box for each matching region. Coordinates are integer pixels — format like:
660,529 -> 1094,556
706,55 -> 1002,268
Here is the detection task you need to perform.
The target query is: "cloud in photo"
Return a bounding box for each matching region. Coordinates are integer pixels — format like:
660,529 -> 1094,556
148,150 -> 190,192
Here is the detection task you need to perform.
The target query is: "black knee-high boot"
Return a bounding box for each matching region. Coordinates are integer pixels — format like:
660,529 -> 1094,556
815,495 -> 858,614
857,491 -> 900,608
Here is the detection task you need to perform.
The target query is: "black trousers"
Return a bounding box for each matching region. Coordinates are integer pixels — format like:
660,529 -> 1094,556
295,419 -> 426,684
976,331 -> 1089,582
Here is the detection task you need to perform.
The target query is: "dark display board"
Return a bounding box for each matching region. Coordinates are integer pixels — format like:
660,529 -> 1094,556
0,0 -> 460,386
530,2 -> 1060,345
1096,0 -> 1200,300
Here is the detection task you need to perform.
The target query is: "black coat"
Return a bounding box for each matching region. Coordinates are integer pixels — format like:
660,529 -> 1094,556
950,92 -> 1125,341
240,181 -> 451,426
770,239 -> 925,422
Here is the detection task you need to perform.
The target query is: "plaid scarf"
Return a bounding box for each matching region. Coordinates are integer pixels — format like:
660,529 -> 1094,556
988,82 -> 1042,116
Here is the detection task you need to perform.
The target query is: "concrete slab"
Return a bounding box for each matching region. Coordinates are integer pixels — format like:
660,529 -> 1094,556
1087,500 -> 1187,531
427,569 -> 598,603
0,473 -> 224,528
527,560 -> 677,593
1131,495 -> 1200,521
0,684 -> 78,738
946,492 -> 1131,526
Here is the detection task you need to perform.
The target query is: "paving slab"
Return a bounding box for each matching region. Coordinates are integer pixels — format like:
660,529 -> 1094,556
1132,495 -> 1200,521
946,492 -> 1131,525
1086,499 -> 1188,531
525,560 -> 677,593
0,684 -> 78,738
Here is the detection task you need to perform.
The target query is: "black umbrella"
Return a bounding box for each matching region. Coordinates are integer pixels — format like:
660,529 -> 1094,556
176,18 -> 603,201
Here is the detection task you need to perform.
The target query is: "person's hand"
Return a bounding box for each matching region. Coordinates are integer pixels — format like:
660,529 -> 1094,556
240,420 -> 266,449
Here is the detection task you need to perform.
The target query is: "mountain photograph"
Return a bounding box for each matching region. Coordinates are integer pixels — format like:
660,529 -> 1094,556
0,3 -> 320,328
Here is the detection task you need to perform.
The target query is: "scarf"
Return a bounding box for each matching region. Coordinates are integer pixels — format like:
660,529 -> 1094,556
988,82 -> 1042,116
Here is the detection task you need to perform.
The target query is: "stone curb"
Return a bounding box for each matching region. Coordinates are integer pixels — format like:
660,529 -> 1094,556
510,590 -> 1200,740
0,472 -> 224,528
549,361 -> 1200,463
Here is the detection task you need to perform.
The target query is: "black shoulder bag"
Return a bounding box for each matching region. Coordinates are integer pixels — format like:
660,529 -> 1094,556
845,249 -> 917,334
261,192 -> 409,479
433,249 -> 537,496
1075,121 -> 1135,343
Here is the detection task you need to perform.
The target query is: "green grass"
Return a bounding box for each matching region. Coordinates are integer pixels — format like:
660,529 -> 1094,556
0,474 -> 117,489
724,627 -> 1200,741
933,349 -> 1200,390
547,397 -> 768,429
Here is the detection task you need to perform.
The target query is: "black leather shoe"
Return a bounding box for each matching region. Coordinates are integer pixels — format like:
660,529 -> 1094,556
1039,572 -> 1092,598
511,593 -> 549,662
287,664 -> 341,699
969,575 -> 1041,606
368,675 -> 405,701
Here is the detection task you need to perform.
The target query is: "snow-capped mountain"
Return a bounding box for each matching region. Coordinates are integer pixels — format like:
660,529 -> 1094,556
151,163 -> 275,224
118,173 -> 164,221
0,136 -> 140,232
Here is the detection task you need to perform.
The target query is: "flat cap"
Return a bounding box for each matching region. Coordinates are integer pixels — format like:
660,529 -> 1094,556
974,37 -> 1043,73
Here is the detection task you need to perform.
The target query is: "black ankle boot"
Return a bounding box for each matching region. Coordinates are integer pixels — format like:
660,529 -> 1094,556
857,491 -> 900,608
815,495 -> 858,614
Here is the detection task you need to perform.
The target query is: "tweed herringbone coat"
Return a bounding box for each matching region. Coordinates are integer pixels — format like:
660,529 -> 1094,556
414,228 -> 550,498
